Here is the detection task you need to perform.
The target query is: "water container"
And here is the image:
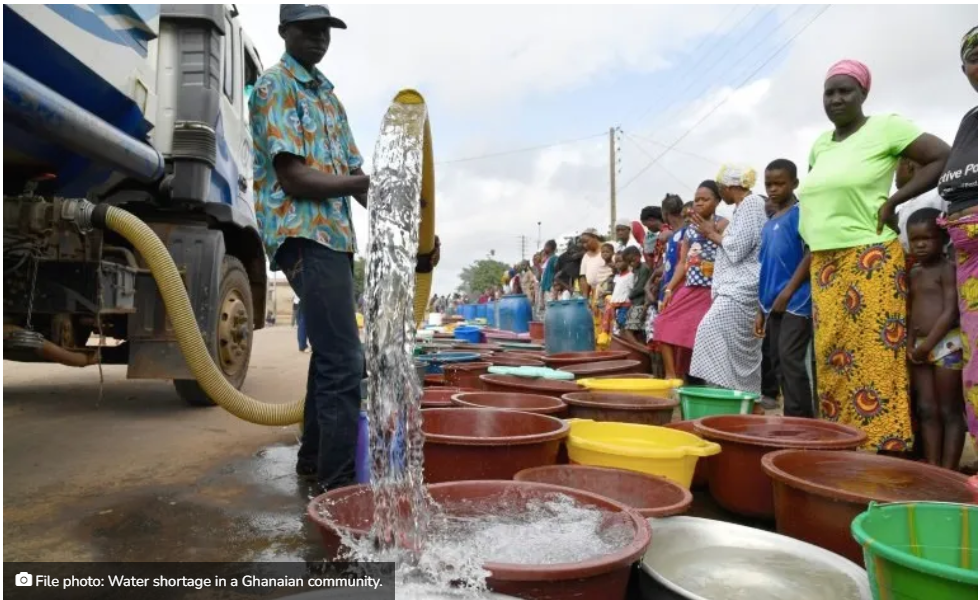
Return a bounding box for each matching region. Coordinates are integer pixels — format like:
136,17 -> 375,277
462,304 -> 478,321
487,301 -> 497,327
544,298 -> 596,354
498,294 -> 533,334
454,326 -> 483,344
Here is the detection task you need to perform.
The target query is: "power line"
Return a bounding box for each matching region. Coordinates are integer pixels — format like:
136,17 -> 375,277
622,134 -> 694,193
626,132 -> 723,167
628,4 -> 759,129
636,4 -> 784,137
436,132 -> 606,165
617,4 -> 831,195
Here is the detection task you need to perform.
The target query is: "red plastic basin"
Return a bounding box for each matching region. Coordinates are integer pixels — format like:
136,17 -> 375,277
762,449 -> 977,563
480,374 -> 583,400
422,408 -> 569,482
561,392 -> 677,426
514,465 -> 692,518
307,480 -> 652,600
451,392 -> 568,416
489,355 -> 545,368
694,415 -> 867,519
442,361 -> 493,389
558,359 -> 643,379
543,350 -> 631,368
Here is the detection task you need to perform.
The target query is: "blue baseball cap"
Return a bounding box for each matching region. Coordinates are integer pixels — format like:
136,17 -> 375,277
279,4 -> 347,29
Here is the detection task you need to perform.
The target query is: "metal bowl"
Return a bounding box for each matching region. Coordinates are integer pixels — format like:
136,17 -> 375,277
637,516 -> 872,600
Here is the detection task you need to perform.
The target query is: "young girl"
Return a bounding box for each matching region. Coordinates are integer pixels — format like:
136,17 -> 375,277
907,208 -> 965,469
653,181 -> 728,381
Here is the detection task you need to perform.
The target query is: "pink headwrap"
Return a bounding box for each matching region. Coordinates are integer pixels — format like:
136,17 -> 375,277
826,59 -> 871,93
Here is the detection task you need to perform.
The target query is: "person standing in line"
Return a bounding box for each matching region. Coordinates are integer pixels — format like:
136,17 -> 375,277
539,239 -> 559,309
250,5 -> 369,492
655,183 -> 727,381
799,59 -> 949,453
640,205 -> 667,269
578,229 -> 606,300
937,26 -> 978,455
689,166 -> 769,394
613,219 -> 642,253
754,159 -> 815,418
906,208 -> 965,469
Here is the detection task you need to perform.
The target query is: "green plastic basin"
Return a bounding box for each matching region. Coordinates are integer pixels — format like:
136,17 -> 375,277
851,501 -> 978,600
677,386 -> 759,419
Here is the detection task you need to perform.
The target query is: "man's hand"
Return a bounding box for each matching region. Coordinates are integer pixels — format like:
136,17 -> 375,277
771,290 -> 792,314
754,312 -> 766,339
274,154 -> 369,200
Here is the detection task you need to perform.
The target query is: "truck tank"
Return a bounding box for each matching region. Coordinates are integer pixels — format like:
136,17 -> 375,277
3,4 -> 162,196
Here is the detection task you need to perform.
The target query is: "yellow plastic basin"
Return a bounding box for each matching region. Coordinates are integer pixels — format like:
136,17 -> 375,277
578,377 -> 683,398
565,419 -> 721,489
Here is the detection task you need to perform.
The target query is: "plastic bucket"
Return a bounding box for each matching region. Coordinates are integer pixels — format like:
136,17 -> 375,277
454,326 -> 483,344
851,502 -> 978,600
577,377 -> 683,398
564,419 -> 720,489
677,386 -> 759,419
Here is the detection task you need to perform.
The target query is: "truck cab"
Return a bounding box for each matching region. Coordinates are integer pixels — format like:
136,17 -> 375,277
3,4 -> 268,405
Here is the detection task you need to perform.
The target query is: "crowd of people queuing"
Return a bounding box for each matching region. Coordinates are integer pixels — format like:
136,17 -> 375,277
433,41 -> 979,475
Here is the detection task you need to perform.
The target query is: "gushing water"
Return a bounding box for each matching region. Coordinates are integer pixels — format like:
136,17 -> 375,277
362,98 -> 433,564
351,97 -> 634,594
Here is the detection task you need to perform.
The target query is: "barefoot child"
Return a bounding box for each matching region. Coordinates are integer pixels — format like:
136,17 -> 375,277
623,246 -> 650,345
907,207 -> 965,469
754,159 -> 815,418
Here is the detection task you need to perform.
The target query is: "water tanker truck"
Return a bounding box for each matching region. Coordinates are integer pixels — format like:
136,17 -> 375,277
3,4 -> 268,407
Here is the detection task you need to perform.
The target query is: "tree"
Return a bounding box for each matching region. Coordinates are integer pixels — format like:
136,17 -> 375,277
458,258 -> 510,296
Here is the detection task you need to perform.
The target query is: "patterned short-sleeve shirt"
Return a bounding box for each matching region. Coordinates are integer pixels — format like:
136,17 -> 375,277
250,53 -> 364,270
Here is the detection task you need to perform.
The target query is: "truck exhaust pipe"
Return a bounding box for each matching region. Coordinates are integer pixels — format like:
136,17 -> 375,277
2,62 -> 166,184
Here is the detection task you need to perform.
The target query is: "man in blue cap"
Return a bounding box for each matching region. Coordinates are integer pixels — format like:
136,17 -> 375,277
250,4 -> 367,493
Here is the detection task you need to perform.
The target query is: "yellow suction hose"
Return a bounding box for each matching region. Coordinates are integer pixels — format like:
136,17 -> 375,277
90,89 -> 436,426
395,90 -> 436,328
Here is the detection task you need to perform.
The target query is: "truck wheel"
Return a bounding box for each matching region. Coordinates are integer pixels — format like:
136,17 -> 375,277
174,256 -> 253,407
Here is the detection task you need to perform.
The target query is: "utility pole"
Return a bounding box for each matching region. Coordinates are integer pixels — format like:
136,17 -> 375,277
519,235 -> 527,262
609,126 -> 617,237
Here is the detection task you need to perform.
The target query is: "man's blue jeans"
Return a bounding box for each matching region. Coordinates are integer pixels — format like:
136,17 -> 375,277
296,304 -> 308,351
276,237 -> 363,491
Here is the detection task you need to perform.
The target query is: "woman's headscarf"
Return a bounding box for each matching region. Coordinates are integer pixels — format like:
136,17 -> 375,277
716,164 -> 757,190
825,59 -> 872,94
963,26 -> 978,63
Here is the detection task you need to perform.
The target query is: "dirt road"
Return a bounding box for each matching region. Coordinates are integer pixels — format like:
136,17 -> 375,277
3,325 -> 330,562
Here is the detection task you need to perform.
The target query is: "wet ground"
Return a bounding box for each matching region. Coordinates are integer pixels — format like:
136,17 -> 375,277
3,325 -> 329,562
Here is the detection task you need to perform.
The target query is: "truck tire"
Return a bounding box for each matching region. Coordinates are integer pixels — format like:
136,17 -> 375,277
174,256 -> 253,407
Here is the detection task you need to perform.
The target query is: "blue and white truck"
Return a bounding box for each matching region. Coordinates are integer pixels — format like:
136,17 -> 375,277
4,4 -> 267,405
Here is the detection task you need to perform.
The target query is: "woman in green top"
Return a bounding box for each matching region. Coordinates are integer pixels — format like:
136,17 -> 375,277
798,59 -> 950,453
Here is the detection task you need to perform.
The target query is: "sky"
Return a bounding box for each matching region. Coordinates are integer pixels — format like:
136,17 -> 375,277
239,4 -> 978,295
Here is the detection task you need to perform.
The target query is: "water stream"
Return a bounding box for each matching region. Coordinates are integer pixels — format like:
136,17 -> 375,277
362,98 -> 433,565
354,99 -> 631,594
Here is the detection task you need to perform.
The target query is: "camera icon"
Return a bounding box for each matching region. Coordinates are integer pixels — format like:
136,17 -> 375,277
15,572 -> 33,586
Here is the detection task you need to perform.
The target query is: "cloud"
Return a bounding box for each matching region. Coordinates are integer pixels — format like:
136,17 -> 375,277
242,5 -> 977,295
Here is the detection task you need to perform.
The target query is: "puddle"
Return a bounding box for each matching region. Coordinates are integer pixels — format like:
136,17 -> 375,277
72,443 -> 325,562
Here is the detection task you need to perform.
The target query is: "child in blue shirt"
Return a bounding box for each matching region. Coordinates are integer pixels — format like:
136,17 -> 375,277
754,159 -> 815,418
